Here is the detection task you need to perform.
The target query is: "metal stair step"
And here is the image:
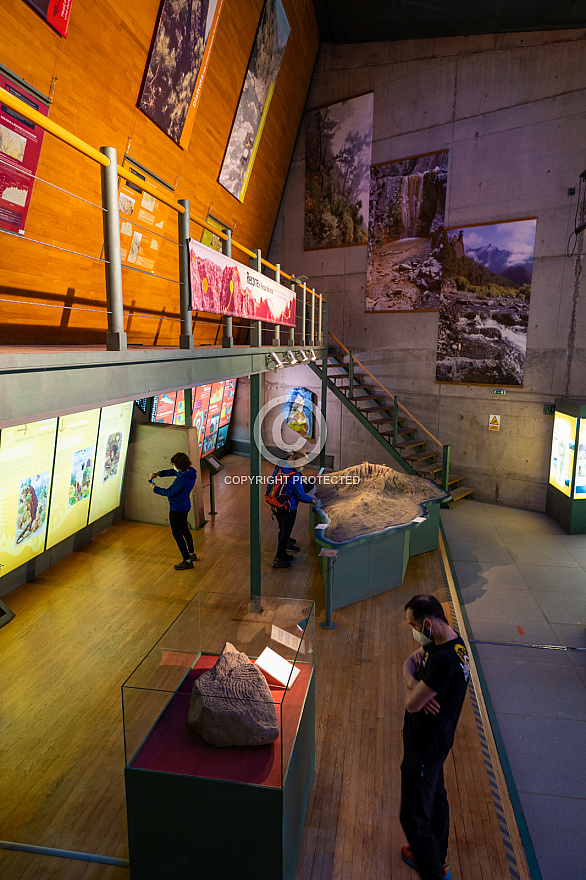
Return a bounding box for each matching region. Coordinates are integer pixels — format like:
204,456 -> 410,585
394,440 -> 427,451
372,417 -> 406,427
404,450 -> 438,463
449,486 -> 475,503
348,393 -> 388,401
358,404 -> 395,414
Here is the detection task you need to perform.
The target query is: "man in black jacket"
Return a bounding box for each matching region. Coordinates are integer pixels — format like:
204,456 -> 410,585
400,594 -> 470,880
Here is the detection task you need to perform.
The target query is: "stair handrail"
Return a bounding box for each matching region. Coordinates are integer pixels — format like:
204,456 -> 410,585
328,330 -> 443,451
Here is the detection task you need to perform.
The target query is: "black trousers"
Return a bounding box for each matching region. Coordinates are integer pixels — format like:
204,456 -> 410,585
274,508 -> 297,560
169,509 -> 194,560
400,743 -> 450,880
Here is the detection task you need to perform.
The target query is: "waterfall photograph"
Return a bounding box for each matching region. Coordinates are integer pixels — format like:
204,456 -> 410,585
435,218 -> 536,386
365,150 -> 448,311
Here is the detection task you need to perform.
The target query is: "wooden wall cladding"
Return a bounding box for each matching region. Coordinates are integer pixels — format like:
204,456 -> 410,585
0,0 -> 319,346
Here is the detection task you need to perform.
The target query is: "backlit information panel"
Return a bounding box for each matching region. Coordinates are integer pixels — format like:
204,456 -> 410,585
89,403 -> 133,524
46,409 -> 100,549
574,419 -> 586,498
548,412 -> 576,497
0,418 -> 57,577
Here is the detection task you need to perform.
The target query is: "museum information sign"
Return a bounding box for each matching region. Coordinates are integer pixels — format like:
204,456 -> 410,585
189,239 -> 295,326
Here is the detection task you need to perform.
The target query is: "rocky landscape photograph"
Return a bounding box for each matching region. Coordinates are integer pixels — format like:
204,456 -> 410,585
435,218 -> 536,385
365,151 -> 448,311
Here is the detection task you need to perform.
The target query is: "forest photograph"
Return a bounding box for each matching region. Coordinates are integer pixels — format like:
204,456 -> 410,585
304,92 -> 373,250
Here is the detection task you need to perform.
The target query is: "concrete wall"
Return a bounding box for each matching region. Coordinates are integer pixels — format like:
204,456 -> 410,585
268,29 -> 586,510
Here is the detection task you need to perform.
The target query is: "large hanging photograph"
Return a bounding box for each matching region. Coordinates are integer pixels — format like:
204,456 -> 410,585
218,0 -> 290,202
139,0 -> 223,147
365,151 -> 448,311
435,218 -> 537,386
304,92 -> 373,250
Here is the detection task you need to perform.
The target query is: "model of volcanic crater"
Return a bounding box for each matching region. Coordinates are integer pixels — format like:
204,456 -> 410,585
315,462 -> 447,543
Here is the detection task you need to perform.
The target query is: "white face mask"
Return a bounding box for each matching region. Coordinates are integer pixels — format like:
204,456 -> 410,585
412,625 -> 433,647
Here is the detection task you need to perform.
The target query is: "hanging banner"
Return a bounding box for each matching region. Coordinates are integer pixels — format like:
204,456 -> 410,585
24,0 -> 73,37
188,238 -> 295,326
218,0 -> 290,202
0,77 -> 49,235
117,159 -> 172,273
139,0 -> 223,147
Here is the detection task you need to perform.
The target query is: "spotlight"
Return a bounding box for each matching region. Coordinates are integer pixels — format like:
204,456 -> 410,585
296,349 -> 309,363
309,349 -> 317,361
266,352 -> 284,371
286,350 -> 298,366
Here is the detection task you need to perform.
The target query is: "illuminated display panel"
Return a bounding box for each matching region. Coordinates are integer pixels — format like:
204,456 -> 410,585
154,393 -> 176,423
219,379 -> 235,428
46,409 -> 100,549
88,402 -> 134,524
548,412 -> 576,497
574,419 -> 586,498
192,384 -> 212,454
0,418 -> 57,578
174,390 -> 185,426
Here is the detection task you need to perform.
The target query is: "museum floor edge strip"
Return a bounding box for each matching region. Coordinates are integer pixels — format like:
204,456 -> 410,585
438,527 -> 539,880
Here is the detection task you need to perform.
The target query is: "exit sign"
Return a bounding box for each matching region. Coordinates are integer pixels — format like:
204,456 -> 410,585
492,389 -> 506,396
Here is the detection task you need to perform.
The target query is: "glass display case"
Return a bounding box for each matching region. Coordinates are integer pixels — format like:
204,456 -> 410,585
546,398 -> 586,533
122,591 -> 315,880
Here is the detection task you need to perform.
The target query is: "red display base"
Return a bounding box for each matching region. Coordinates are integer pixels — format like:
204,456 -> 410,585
130,654 -> 311,789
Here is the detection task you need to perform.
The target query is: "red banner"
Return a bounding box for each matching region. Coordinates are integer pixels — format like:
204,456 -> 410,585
0,78 -> 49,235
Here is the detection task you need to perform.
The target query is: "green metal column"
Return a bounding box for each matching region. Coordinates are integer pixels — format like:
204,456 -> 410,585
177,198 -> 194,350
221,229 -> 233,349
250,372 -> 262,602
320,301 -> 328,471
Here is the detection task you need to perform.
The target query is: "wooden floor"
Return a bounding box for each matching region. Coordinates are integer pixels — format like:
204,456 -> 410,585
0,455 -> 527,879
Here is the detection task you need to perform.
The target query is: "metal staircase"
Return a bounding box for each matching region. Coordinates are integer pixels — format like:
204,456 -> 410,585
309,338 -> 474,504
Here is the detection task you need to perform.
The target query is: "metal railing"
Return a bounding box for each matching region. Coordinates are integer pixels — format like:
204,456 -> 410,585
0,86 -> 326,352
328,331 -> 451,490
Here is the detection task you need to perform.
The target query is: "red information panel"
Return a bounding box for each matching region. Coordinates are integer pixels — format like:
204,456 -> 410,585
24,0 -> 73,37
154,393 -> 176,424
192,385 -> 212,454
219,379 -> 235,428
0,77 -> 49,235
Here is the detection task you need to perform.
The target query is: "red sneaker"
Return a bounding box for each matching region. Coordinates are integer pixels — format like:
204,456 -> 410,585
401,845 -> 451,879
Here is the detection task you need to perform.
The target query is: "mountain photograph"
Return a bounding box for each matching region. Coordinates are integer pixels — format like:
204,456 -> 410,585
436,218 -> 537,386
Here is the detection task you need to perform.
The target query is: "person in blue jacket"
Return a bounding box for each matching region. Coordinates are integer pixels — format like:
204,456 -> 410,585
269,451 -> 318,569
149,452 -> 198,570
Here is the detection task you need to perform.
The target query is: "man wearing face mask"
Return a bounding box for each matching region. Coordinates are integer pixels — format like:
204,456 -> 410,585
149,452 -> 198,570
400,594 -> 470,880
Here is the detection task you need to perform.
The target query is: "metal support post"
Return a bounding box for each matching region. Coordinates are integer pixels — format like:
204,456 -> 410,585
184,387 -> 193,428
441,444 -> 451,493
209,473 -> 217,515
310,289 -> 316,345
393,396 -> 399,445
319,548 -> 338,630
289,278 -> 296,345
250,373 -> 262,602
222,228 -> 234,348
348,350 -> 354,398
177,198 -> 194,349
318,293 -> 323,344
301,283 -> 307,345
250,249 -> 262,347
320,336 -> 328,471
100,146 -> 127,351
272,264 -> 281,346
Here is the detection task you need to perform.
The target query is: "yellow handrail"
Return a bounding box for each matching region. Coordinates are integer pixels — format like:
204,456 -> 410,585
0,87 -> 109,167
328,330 -> 442,449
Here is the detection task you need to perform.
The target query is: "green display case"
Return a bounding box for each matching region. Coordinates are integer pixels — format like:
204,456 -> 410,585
310,484 -> 449,611
122,592 -> 315,880
545,398 -> 586,534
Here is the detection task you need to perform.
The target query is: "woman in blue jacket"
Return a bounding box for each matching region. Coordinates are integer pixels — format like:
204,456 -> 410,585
149,452 -> 198,570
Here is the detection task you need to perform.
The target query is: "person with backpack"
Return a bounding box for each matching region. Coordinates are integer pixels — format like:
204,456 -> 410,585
265,451 -> 318,569
149,452 -> 198,570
